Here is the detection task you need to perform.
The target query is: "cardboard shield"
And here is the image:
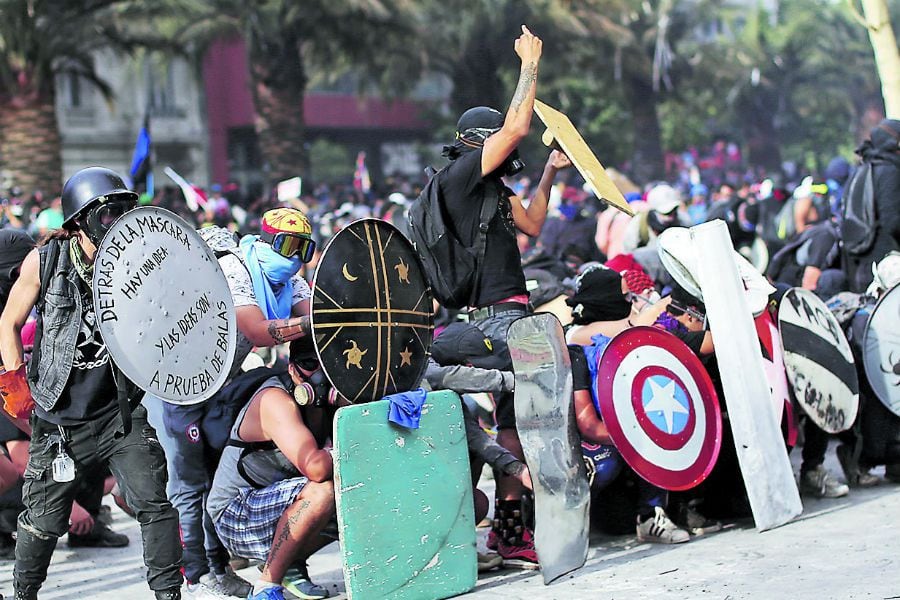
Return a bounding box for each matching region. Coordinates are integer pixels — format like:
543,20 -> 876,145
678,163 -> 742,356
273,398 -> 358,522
533,99 -> 632,216
509,313 -> 589,584
863,283 -> 900,416
92,207 -> 237,404
778,288 -> 859,433
312,219 -> 432,403
657,225 -> 775,315
595,326 -> 722,491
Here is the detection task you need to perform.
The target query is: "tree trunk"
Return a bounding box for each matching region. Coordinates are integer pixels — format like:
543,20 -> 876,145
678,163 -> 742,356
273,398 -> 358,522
0,92 -> 63,197
247,29 -> 309,187
861,0 -> 900,118
624,76 -> 665,184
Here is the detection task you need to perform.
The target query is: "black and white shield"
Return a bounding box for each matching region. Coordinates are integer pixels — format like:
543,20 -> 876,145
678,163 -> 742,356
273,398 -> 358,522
311,219 -> 432,403
778,288 -> 859,433
864,283 -> 900,416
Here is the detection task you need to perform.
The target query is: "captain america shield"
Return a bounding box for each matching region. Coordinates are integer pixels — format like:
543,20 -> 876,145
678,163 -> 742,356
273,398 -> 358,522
596,326 -> 722,491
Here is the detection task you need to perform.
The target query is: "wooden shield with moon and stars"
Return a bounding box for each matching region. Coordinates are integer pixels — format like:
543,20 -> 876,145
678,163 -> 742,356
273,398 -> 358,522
311,218 -> 433,403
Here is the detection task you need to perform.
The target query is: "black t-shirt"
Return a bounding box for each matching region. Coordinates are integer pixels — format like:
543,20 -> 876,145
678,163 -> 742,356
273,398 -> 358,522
568,345 -> 592,392
35,278 -> 117,426
439,149 -> 527,307
770,223 -> 839,287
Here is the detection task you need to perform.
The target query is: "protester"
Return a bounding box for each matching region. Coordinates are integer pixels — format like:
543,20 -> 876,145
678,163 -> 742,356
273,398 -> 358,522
207,337 -> 339,600
144,207 -> 317,599
0,167 -> 183,600
432,24 -> 573,567
621,184 -> 686,252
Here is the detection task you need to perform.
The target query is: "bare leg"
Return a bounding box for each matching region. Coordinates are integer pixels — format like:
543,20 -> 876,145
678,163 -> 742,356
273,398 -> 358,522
259,480 -> 335,585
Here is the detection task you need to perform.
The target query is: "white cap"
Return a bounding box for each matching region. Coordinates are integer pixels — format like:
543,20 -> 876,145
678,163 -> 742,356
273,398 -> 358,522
868,251 -> 900,296
388,192 -> 407,205
647,184 -> 680,214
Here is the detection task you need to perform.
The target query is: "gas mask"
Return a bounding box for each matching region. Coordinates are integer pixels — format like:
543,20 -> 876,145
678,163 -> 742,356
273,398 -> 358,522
76,196 -> 136,246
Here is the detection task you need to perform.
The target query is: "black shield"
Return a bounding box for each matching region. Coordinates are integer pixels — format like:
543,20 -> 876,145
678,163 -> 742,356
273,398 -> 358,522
312,219 -> 433,403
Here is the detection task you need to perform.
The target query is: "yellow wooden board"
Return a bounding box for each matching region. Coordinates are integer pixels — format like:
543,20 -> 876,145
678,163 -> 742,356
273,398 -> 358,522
534,99 -> 633,216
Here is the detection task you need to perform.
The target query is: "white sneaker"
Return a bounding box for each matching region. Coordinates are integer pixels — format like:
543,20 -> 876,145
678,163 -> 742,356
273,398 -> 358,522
185,573 -> 233,600
636,506 -> 690,544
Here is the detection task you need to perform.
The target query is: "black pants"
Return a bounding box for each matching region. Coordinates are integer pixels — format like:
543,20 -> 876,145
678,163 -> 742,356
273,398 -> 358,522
14,404 -> 182,595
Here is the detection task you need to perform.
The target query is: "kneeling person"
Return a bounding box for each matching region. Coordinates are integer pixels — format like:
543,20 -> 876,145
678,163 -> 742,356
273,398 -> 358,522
208,339 -> 339,600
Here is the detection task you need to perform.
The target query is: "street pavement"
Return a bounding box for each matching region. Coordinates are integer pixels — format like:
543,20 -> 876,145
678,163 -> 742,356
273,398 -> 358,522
2,447 -> 899,600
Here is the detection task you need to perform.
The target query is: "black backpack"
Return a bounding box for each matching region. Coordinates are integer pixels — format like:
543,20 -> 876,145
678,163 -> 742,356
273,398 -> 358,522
201,366 -> 287,452
841,161 -> 878,256
407,167 -> 499,309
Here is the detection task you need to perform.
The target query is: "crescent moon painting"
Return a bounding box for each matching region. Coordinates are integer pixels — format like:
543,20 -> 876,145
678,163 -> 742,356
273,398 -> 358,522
342,263 -> 359,282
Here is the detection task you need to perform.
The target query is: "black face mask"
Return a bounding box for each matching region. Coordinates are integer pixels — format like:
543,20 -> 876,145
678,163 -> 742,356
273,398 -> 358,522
565,267 -> 632,325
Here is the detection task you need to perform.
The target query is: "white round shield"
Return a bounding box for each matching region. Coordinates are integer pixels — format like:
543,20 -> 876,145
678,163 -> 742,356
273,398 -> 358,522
863,283 -> 900,416
92,207 -> 237,405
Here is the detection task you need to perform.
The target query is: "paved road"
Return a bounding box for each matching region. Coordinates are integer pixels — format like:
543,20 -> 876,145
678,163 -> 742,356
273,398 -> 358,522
3,450 -> 899,600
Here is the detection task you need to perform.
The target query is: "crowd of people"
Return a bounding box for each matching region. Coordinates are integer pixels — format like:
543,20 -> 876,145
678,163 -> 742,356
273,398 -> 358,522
0,23 -> 898,600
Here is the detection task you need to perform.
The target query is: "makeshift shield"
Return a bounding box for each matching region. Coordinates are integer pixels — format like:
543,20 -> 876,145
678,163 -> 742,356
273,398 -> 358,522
509,313 -> 589,584
754,311 -> 790,425
778,288 -> 859,434
863,283 -> 900,416
595,326 -> 722,491
657,226 -> 774,315
312,218 -> 432,403
92,206 -> 237,405
533,99 -> 632,216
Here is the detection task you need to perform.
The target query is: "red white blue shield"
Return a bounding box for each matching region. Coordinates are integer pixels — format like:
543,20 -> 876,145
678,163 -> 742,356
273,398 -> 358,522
596,326 -> 722,491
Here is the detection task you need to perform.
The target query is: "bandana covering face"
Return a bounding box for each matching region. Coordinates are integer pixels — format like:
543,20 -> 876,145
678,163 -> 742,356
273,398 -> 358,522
240,235 -> 302,320
565,265 -> 632,325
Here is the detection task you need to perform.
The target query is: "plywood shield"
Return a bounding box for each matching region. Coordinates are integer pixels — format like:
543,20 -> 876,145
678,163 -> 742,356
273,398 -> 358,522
778,288 -> 859,434
312,219 -> 432,403
533,99 -> 632,216
92,207 -> 237,405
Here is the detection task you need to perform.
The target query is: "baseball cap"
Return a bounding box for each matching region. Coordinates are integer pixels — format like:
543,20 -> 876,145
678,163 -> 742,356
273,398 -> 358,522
431,322 -> 508,370
647,184 -> 680,214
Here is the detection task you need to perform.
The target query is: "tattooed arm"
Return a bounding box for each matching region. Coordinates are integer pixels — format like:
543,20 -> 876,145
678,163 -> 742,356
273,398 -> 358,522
236,298 -> 311,347
481,25 -> 543,177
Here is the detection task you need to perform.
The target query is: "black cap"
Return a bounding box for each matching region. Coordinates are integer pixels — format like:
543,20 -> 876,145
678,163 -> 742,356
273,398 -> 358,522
431,322 -> 508,370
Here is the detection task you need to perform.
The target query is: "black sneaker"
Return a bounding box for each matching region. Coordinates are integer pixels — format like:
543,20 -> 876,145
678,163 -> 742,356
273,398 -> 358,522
154,589 -> 181,600
68,522 -> 130,548
96,505 -> 113,527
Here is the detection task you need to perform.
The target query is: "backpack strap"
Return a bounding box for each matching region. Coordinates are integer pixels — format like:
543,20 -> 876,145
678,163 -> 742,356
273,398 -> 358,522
468,181 -> 501,308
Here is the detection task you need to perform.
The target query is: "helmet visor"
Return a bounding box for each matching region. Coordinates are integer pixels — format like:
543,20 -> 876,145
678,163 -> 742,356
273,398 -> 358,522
271,232 -> 316,262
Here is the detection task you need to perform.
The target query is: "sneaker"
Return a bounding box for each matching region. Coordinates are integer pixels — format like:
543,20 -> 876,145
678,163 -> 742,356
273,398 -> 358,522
636,507 -> 690,544
68,521 -> 129,548
186,573 -> 231,599
836,444 -> 880,488
485,530 -> 499,551
215,568 -> 252,597
477,551 -> 503,572
496,529 -> 540,570
155,589 -> 182,600
675,500 -> 722,536
799,465 -> 850,498
96,505 -> 113,527
282,565 -> 329,600
14,589 -> 38,600
247,586 -> 286,600
229,556 -> 251,572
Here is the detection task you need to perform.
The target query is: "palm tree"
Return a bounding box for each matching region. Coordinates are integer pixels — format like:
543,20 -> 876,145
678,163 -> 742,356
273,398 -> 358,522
175,0 -> 424,185
0,1 -> 167,196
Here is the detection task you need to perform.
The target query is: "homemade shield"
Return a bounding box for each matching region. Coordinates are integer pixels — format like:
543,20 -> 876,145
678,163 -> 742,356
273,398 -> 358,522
595,326 -> 722,491
755,311 -> 790,425
657,226 -> 774,315
533,99 -> 632,216
312,219 -> 432,403
509,313 -> 589,584
93,206 -> 236,405
333,390 -> 476,600
863,283 -> 900,416
692,220 -> 801,531
778,288 -> 859,434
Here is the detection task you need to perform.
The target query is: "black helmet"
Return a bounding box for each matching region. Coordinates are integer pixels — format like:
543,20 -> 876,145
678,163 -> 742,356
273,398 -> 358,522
62,167 -> 138,228
456,106 -> 504,145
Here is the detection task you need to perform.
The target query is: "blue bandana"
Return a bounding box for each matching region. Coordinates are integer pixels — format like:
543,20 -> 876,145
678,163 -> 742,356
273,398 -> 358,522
240,235 -> 302,320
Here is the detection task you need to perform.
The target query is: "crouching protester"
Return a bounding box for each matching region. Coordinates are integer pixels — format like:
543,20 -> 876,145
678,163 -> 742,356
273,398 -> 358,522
207,337 -> 341,600
0,168 -> 183,600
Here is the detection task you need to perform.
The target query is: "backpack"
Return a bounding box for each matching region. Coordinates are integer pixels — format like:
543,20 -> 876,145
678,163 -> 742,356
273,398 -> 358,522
841,161 -> 878,255
201,366 -> 287,452
407,167 -> 499,309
